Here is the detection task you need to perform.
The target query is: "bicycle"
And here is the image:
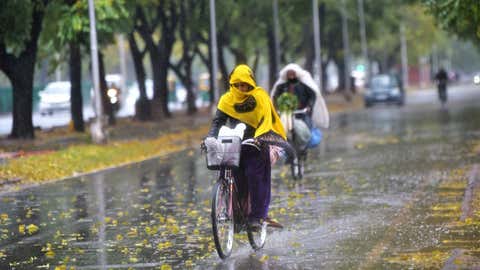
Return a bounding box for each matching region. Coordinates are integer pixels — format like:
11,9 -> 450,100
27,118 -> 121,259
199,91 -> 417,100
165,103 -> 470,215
204,135 -> 267,259
437,82 -> 448,107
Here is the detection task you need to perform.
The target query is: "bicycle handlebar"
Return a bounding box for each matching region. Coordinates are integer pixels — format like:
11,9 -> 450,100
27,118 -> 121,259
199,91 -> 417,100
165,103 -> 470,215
293,108 -> 308,115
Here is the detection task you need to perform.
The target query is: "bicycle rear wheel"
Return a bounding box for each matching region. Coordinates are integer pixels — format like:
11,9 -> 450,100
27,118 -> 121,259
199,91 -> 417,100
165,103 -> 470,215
247,220 -> 267,250
290,156 -> 304,180
211,181 -> 234,259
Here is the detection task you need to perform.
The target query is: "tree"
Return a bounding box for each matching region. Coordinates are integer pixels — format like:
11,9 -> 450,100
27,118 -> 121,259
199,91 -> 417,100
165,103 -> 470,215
0,0 -> 51,139
41,0 -> 132,128
423,0 -> 480,45
134,2 -> 179,119
169,0 -> 210,115
41,1 -> 87,132
128,30 -> 151,121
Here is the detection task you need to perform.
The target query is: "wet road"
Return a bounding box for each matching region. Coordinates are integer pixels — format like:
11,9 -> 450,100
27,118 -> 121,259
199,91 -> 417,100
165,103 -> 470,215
1,84 -> 480,269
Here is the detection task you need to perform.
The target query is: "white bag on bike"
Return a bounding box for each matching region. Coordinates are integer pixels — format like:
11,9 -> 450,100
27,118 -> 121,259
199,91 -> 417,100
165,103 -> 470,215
292,118 -> 311,149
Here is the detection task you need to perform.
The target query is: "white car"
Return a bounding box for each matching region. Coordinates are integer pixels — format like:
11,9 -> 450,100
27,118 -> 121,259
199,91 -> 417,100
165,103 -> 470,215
38,81 -> 71,115
474,74 -> 480,85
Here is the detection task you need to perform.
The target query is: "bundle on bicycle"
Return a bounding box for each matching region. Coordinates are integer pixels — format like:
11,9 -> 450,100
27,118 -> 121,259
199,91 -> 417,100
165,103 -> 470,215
202,64 -> 292,259
271,63 -> 330,179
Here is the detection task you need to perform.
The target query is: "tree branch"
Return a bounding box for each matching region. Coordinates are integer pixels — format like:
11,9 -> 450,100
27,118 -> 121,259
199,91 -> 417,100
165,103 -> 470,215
195,46 -> 209,67
168,62 -> 186,83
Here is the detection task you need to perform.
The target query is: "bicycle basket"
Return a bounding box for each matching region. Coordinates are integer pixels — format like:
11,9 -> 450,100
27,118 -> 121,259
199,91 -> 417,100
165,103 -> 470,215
206,136 -> 242,170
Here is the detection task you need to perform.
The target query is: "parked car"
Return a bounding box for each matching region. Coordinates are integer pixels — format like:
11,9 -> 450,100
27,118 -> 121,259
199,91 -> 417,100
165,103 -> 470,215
364,74 -> 404,108
38,81 -> 71,115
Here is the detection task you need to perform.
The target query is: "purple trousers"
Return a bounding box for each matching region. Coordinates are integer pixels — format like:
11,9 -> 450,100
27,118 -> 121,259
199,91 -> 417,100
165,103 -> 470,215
234,144 -> 271,220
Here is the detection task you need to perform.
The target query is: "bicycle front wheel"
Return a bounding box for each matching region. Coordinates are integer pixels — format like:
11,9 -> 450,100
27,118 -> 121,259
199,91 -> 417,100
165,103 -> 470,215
211,181 -> 234,259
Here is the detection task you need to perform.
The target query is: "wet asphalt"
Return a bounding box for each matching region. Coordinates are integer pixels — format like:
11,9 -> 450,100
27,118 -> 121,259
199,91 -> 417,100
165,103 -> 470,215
0,84 -> 479,269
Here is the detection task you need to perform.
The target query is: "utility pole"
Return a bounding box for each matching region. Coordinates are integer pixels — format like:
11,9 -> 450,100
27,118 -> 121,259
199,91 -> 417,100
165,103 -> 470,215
400,23 -> 409,89
209,0 -> 219,104
273,0 -> 281,75
312,0 -> 323,91
341,0 -> 351,96
88,0 -> 106,143
357,0 -> 368,79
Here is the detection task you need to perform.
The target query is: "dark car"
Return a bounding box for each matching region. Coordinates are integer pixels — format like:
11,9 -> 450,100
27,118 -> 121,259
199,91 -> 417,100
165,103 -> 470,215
364,74 -> 404,108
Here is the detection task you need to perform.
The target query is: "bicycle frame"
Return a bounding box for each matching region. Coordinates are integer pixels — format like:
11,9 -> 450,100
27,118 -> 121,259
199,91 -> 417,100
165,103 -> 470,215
218,168 -> 248,230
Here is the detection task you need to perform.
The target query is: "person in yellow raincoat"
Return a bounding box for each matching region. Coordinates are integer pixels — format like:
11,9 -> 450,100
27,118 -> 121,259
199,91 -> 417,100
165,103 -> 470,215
205,64 -> 292,229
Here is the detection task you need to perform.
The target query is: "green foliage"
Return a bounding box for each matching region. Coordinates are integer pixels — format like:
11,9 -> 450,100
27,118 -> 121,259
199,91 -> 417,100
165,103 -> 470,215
39,0 -> 133,62
422,0 -> 480,44
276,92 -> 298,112
0,0 -> 37,56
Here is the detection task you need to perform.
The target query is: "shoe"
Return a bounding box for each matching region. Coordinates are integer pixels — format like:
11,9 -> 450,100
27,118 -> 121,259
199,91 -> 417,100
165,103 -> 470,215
266,217 -> 284,229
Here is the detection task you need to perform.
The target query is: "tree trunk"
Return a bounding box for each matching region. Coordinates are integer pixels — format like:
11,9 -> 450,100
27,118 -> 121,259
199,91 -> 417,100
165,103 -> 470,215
128,32 -> 151,121
217,38 -> 229,92
69,42 -> 84,132
9,68 -> 35,139
185,59 -> 196,115
251,49 -> 260,77
98,52 -> 115,125
230,48 -> 247,64
319,3 -> 327,94
207,34 -> 214,104
149,49 -> 165,120
158,59 -> 171,118
176,1 -> 197,115
136,3 -> 178,119
267,26 -> 277,91
304,24 -> 314,74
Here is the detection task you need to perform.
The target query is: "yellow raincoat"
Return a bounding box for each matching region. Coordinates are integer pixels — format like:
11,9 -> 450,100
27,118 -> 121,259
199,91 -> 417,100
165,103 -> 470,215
217,64 -> 286,140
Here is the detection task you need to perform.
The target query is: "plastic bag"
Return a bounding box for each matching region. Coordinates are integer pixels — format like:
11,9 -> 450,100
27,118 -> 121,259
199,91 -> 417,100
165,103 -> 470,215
292,118 -> 311,149
307,128 -> 322,148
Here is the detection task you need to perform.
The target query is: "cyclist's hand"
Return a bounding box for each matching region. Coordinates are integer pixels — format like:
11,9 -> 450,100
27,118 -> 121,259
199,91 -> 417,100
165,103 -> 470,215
200,140 -> 207,153
201,136 -> 216,153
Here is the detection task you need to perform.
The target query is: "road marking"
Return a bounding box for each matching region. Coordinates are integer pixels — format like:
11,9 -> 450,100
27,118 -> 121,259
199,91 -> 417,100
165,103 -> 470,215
460,164 -> 479,221
441,164 -> 480,270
